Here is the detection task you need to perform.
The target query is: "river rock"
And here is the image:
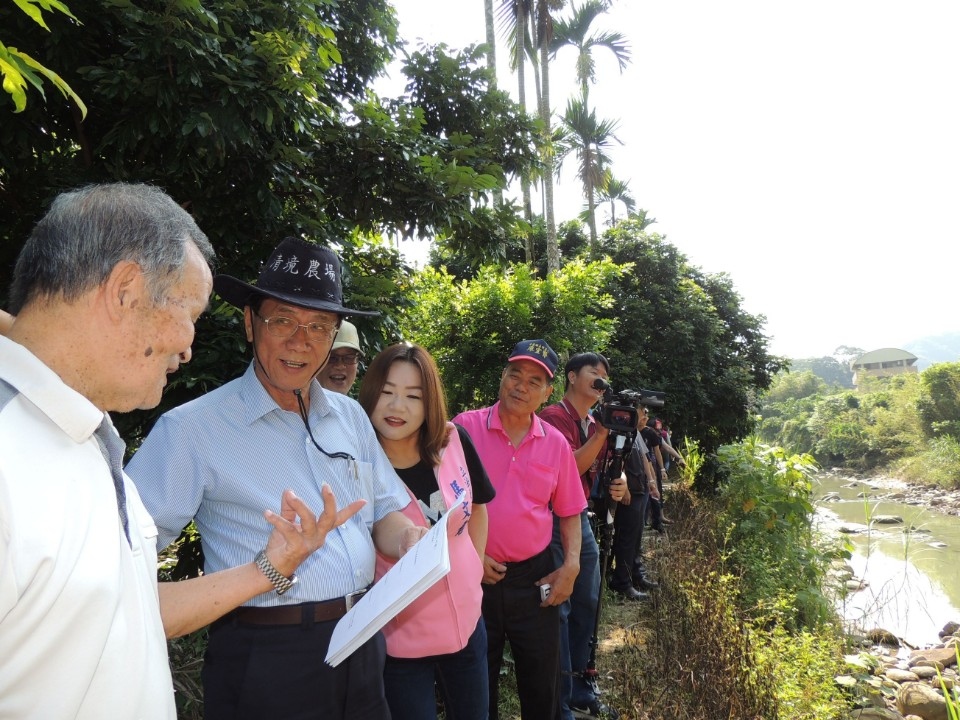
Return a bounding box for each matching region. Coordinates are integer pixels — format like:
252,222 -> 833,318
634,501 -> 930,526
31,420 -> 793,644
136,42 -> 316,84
940,621 -> 960,638
884,668 -> 920,683
872,515 -> 904,524
928,542 -> 948,549
868,628 -> 901,646
896,682 -> 949,720
910,646 -> 959,668
841,523 -> 870,534
849,709 -> 908,719
822,491 -> 842,502
847,578 -> 869,591
911,665 -> 939,679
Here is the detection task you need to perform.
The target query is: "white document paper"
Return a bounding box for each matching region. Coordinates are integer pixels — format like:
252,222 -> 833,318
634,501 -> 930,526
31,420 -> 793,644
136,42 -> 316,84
325,494 -> 458,666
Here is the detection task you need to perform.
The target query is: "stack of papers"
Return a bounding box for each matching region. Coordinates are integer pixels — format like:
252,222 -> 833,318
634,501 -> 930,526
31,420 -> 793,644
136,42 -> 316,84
325,496 -> 457,666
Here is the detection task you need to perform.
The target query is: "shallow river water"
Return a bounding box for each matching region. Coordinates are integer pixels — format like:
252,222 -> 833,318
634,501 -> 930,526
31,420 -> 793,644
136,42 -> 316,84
814,472 -> 960,647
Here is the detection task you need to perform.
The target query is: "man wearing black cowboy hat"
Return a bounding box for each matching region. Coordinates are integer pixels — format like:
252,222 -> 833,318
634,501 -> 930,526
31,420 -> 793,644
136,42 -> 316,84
127,237 -> 424,720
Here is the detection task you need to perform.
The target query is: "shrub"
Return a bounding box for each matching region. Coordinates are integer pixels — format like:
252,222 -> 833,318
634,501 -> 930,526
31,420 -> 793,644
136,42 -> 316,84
715,439 -> 840,630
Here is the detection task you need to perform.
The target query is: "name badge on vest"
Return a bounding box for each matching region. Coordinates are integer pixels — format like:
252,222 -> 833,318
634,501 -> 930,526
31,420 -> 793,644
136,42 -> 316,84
417,490 -> 447,525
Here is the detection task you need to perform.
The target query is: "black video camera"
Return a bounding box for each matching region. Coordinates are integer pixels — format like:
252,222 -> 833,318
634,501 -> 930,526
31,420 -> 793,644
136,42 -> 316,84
591,380 -> 666,435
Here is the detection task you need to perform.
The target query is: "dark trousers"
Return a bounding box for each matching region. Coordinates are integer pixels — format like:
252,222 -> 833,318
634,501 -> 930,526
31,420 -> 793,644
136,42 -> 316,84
203,611 -> 390,720
481,547 -> 561,720
647,494 -> 664,531
383,619 -> 489,720
550,511 -> 600,719
611,491 -> 647,591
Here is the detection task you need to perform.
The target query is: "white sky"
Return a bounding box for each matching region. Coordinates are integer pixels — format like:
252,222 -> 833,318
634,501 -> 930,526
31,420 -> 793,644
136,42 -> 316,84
376,0 -> 960,359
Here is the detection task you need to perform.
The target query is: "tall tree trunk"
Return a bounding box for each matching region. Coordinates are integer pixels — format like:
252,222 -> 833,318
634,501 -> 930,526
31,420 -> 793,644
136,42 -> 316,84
538,6 -> 559,274
484,0 -> 504,209
587,173 -> 598,250
516,3 -> 534,263
484,0 -> 497,74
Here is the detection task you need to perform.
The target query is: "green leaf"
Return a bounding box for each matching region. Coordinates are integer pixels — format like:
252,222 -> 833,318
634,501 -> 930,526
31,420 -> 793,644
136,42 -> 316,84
12,48 -> 87,118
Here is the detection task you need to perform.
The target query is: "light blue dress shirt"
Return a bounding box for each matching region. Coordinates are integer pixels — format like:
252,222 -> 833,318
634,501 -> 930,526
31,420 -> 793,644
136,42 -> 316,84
127,363 -> 410,607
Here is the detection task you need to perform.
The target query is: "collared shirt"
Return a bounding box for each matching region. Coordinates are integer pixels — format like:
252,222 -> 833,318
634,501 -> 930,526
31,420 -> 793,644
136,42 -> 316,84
127,362 -> 410,606
539,397 -> 600,499
0,336 -> 174,719
452,401 -> 585,563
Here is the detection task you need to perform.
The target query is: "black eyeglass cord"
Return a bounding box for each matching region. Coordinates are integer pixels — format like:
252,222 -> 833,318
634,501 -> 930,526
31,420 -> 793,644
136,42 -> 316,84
294,389 -> 355,462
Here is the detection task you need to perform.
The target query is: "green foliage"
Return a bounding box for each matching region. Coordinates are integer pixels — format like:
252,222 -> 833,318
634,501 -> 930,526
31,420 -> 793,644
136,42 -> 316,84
2,0 -> 546,444
591,219 -> 785,457
1,0 -> 86,115
753,625 -> 847,720
716,439 -> 839,630
788,356 -> 854,388
764,370 -> 827,404
634,487 -> 782,719
759,370 -> 932,472
897,434 -> 960,489
398,259 -> 621,412
917,361 -> 960,439
624,453 -> 851,719
936,647 -> 960,720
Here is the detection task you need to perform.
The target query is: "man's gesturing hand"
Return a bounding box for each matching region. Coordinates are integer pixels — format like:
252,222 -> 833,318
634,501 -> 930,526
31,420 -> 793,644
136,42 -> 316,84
263,485 -> 366,577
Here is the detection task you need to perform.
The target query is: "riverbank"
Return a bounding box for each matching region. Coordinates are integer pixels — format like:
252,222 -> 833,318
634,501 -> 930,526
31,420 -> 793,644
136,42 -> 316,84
813,468 -> 960,718
818,467 -> 960,518
839,622 -> 960,719
816,468 -> 960,647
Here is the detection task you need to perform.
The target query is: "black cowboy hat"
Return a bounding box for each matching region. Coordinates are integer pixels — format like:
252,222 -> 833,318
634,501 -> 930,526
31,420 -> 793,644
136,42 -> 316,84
213,237 -> 379,317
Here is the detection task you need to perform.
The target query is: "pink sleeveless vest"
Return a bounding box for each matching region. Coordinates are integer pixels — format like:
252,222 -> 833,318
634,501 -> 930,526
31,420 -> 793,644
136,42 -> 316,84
374,423 -> 484,657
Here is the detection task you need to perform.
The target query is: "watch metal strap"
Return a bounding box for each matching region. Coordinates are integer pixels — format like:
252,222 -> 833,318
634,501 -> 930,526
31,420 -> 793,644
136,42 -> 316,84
254,549 -> 297,596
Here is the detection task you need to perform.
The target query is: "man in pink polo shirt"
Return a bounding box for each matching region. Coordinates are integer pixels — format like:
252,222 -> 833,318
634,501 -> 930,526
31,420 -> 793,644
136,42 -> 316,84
453,339 -> 586,720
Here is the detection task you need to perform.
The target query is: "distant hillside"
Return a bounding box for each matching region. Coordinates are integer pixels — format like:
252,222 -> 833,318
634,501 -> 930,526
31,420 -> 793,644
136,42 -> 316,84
904,332 -> 960,370
786,357 -> 853,387
786,333 -> 960,384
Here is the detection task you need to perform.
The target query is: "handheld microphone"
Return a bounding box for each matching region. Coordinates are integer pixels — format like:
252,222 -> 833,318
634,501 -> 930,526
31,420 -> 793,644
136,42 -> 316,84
591,378 -> 610,391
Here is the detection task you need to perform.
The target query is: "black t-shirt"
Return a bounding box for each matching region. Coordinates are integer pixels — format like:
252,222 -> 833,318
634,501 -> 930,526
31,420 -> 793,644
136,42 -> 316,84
640,425 -> 663,472
623,436 -> 650,495
394,424 -> 496,509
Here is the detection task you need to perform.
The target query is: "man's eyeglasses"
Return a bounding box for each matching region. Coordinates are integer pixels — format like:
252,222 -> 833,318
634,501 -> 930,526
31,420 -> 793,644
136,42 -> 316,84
328,352 -> 361,367
254,311 -> 338,342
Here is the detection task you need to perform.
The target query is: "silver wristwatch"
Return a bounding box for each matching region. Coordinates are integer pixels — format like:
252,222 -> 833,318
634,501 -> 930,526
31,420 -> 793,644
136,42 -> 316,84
254,549 -> 298,596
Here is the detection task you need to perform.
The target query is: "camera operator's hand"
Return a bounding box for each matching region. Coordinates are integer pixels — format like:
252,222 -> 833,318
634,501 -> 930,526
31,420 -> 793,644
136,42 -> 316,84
595,421 -> 610,441
482,555 -> 507,585
607,474 -> 627,503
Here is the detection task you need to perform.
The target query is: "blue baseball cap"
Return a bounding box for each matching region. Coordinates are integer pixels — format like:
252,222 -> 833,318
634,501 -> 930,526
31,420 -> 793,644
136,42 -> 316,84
507,339 -> 559,379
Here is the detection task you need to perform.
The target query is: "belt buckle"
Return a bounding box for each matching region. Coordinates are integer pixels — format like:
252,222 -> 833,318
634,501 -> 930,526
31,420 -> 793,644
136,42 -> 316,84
344,588 -> 367,611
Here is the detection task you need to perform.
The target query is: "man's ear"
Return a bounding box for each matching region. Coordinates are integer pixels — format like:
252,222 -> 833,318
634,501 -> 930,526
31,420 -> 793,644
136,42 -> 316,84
102,260 -> 144,321
543,381 -> 555,404
243,306 -> 254,343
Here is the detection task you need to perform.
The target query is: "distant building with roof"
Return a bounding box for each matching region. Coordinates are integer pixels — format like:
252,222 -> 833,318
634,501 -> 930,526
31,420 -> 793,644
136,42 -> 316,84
850,348 -> 919,386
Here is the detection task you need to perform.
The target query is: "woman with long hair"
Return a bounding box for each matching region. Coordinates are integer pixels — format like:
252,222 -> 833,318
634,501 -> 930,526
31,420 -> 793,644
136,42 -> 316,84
358,342 -> 495,720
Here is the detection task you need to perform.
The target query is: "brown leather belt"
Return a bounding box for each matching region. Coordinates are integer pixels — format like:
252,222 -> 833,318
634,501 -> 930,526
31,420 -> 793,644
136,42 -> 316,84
228,590 -> 368,626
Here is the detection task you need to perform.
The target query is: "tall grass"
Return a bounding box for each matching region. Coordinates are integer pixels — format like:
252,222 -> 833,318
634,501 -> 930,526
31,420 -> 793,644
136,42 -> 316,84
897,434 -> 960,489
